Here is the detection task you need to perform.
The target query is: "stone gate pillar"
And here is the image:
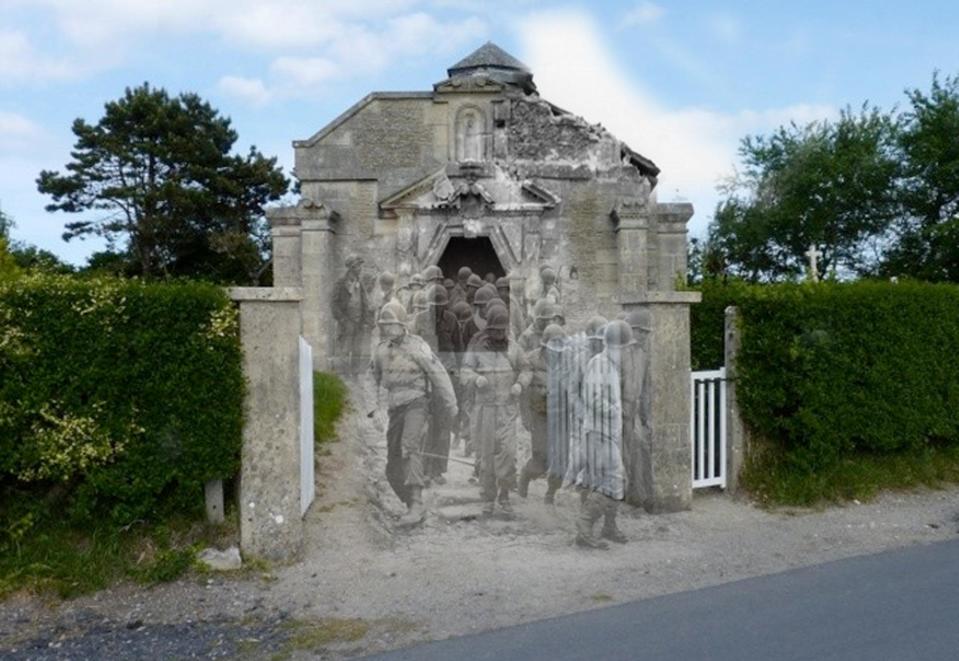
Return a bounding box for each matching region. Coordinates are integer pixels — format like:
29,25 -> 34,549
229,287 -> 306,562
615,197 -> 700,513
267,200 -> 339,371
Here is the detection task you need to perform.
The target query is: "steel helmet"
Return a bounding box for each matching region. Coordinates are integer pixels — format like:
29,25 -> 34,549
443,278 -> 455,290
551,303 -> 566,324
585,315 -> 609,340
486,307 -> 510,330
467,273 -> 484,289
604,319 -> 634,347
457,266 -> 472,281
412,290 -> 429,311
484,299 -> 508,319
532,298 -> 552,321
625,308 -> 652,333
474,286 -> 495,307
540,266 -> 556,284
541,323 -> 566,348
423,265 -> 443,283
377,301 -> 408,326
495,276 -> 510,292
451,300 -> 472,322
409,273 -> 425,288
378,272 -> 395,289
426,283 -> 449,307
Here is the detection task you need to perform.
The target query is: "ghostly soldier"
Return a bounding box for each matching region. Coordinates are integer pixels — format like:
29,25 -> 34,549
623,308 -> 653,507
518,323 -> 566,503
465,273 -> 484,305
497,276 -> 526,340
421,284 -> 459,484
332,254 -> 372,372
570,320 -> 633,549
450,267 -> 473,306
461,307 -> 525,516
371,303 -> 457,526
400,273 -> 426,316
518,298 -> 552,353
451,300 -> 475,455
540,265 -> 561,303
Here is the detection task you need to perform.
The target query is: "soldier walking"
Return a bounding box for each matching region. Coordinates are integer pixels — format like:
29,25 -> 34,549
570,320 -> 633,549
371,303 -> 457,527
461,307 -> 525,517
332,254 -> 372,372
518,324 -> 566,503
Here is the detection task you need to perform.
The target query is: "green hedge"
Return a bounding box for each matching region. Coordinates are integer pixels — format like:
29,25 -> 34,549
693,279 -> 959,473
0,275 -> 243,526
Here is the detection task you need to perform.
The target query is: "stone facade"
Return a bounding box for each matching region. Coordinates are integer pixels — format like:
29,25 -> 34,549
268,43 -> 700,512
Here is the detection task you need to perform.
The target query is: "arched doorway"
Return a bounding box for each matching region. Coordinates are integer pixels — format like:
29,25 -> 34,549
437,236 -> 505,281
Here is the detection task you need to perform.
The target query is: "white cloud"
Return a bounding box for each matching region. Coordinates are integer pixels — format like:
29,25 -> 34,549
621,2 -> 664,28
516,9 -> 835,234
216,76 -> 272,106
0,111 -> 42,138
270,57 -> 340,87
0,29 -> 81,82
218,11 -> 486,103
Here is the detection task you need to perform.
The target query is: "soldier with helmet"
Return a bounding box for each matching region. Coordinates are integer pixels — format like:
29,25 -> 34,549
450,266 -> 473,306
622,308 -> 653,508
461,307 -> 526,517
570,319 -> 633,549
540,265 -> 561,303
332,254 -> 373,372
518,298 -> 552,353
419,283 -> 459,484
465,273 -> 484,305
518,323 -> 567,504
423,264 -> 444,287
371,302 -> 457,527
400,273 -> 426,316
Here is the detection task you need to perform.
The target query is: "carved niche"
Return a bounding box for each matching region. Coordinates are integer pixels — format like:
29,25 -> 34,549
455,105 -> 486,162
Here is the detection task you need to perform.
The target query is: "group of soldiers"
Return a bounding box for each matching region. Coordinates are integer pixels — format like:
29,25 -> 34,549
356,258 -> 650,550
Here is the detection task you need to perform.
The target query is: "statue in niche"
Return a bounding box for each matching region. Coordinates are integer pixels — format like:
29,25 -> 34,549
457,108 -> 485,162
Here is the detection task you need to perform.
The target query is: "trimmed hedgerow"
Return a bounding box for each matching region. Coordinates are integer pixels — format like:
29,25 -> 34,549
0,275 -> 243,527
692,279 -> 959,483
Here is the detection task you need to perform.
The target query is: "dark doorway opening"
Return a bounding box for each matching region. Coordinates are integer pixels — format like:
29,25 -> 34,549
436,236 -> 505,281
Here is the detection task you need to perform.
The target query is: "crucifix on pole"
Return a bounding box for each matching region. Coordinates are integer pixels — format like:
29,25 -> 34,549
804,243 -> 823,282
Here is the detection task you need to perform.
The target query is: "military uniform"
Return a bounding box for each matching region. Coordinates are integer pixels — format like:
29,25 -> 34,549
461,325 -> 525,512
371,331 -> 457,511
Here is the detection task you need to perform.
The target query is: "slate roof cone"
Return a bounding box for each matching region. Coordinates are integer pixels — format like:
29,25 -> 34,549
445,41 -> 537,93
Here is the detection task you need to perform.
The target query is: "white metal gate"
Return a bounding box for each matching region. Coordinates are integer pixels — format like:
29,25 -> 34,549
690,367 -> 727,489
299,336 -> 315,515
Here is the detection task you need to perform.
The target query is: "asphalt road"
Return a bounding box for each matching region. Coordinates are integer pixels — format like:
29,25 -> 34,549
367,538 -> 959,661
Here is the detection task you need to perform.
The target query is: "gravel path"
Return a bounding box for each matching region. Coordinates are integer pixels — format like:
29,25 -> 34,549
4,379 -> 959,659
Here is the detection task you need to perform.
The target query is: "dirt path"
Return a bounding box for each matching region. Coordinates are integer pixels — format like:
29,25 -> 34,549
3,378 -> 959,659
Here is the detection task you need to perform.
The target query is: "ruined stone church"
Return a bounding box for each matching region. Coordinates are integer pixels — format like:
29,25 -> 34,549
266,42 -> 699,514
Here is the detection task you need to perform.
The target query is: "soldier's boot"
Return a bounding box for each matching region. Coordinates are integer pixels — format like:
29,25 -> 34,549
498,487 -> 515,517
481,500 -> 495,517
517,467 -> 531,498
574,491 -> 608,550
544,475 -> 562,505
600,500 -> 627,544
398,487 -> 426,527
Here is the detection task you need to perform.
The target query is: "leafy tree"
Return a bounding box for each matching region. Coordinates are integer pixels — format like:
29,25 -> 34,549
0,207 -> 21,280
37,83 -> 289,282
709,106 -> 900,281
881,73 -> 959,281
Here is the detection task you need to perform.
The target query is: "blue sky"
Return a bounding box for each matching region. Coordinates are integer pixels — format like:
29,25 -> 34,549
1,0 -> 957,265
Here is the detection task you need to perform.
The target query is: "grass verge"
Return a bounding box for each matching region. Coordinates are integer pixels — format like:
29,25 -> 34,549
314,371 -> 348,446
0,510 -> 237,599
742,439 -> 959,507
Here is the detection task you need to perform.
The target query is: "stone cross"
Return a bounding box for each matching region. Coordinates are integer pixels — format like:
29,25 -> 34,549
804,243 -> 823,282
